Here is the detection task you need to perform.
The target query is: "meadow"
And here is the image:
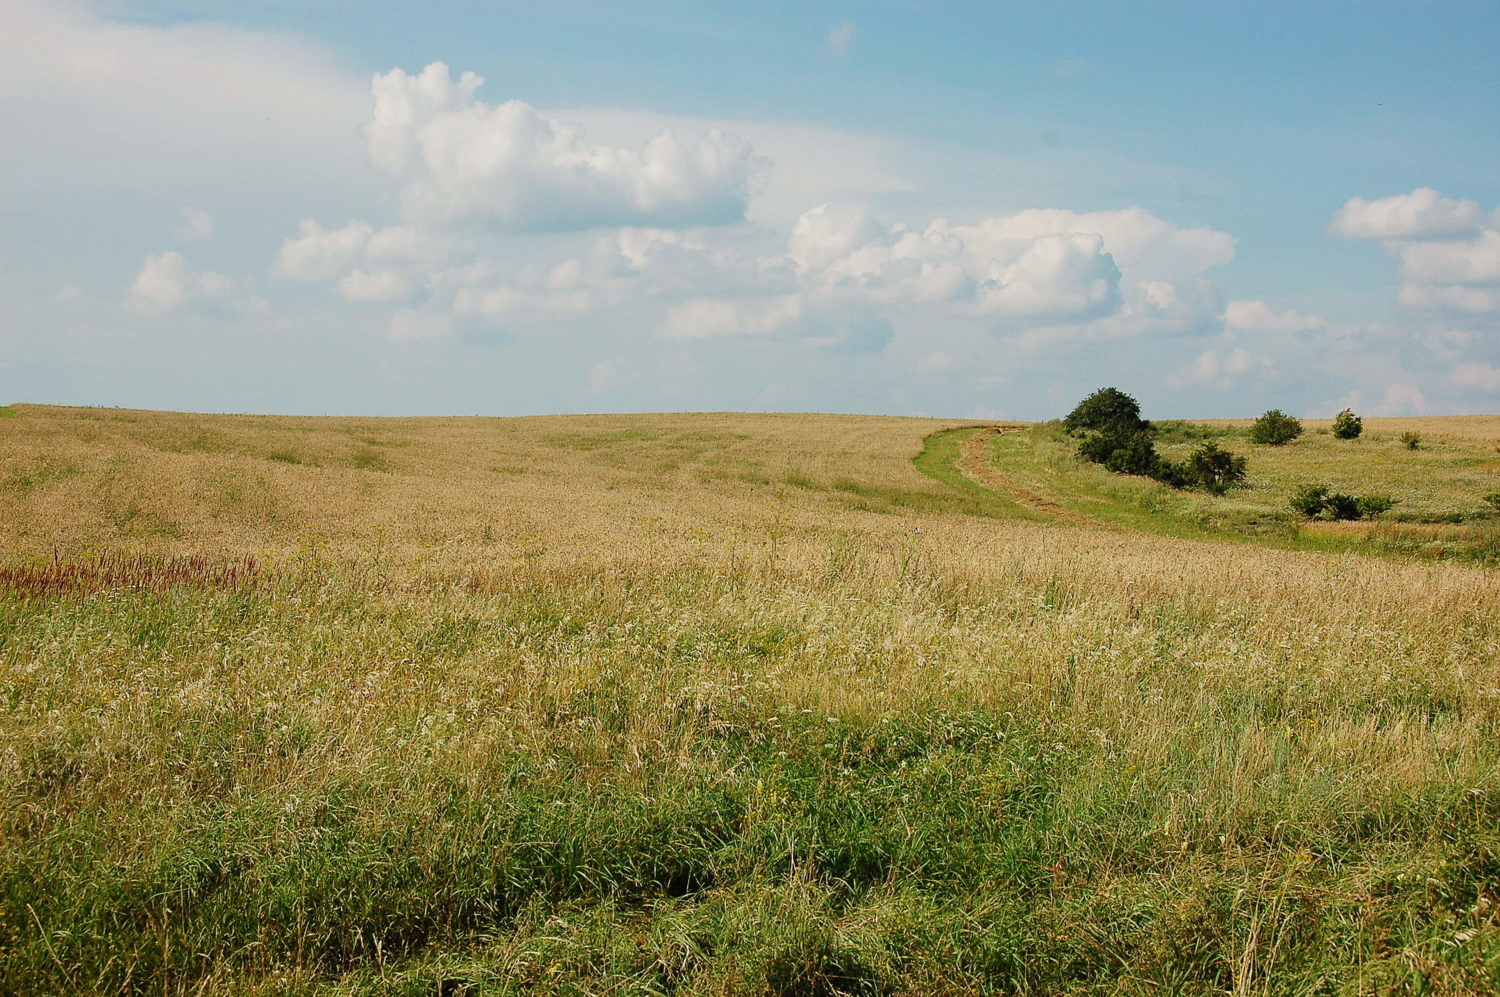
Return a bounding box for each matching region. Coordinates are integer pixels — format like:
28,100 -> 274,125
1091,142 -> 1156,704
2,403 -> 1499,995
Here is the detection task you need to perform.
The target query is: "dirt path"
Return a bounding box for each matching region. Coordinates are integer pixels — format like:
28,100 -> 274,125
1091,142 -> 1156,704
954,427 -> 1094,526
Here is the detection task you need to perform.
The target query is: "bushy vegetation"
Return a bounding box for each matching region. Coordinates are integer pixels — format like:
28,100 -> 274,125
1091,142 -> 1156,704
1066,388 -> 1246,494
1332,408 -> 1363,440
1249,409 -> 1303,446
1289,484 -> 1396,521
1402,431 -> 1423,450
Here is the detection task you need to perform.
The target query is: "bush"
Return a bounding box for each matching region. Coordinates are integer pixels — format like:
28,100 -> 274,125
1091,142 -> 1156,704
1249,410 -> 1303,446
1066,389 -> 1246,495
1290,485 -> 1328,518
1185,441 -> 1248,495
1291,485 -> 1390,521
1098,432 -> 1162,478
1331,408 -> 1363,440
1400,431 -> 1421,450
1484,493 -> 1500,512
1324,493 -> 1361,521
1063,387 -> 1151,437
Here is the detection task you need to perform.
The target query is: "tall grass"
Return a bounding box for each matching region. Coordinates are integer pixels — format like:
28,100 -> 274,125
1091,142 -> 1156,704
1,405 -> 1498,994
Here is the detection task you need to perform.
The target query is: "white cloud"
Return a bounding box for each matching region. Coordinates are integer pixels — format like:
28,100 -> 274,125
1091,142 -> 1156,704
338,268 -> 413,303
973,232 -> 1119,317
0,0 -> 369,203
275,220 -> 376,280
174,208 -> 214,243
1453,362 -> 1500,392
1168,346 -> 1267,390
1332,187 -> 1500,316
1375,383 -> 1429,415
1394,229 -> 1500,286
389,308 -> 453,341
1330,188 -> 1484,240
366,62 -> 768,231
662,295 -> 806,340
129,251 -> 229,313
916,351 -> 951,373
1224,299 -> 1325,334
826,21 -> 855,59
1398,282 -> 1499,314
587,357 -> 632,396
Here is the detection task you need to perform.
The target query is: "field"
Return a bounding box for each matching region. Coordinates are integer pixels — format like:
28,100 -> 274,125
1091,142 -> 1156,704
2,403 -> 1500,995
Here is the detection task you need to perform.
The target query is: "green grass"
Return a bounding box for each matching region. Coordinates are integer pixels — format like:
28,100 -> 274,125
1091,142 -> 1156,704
4,566 -> 1498,994
914,423 -> 1500,567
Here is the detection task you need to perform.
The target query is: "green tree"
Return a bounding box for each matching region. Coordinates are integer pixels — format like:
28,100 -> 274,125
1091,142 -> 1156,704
1063,387 -> 1151,437
1185,441 -> 1248,495
1331,408 -> 1363,440
1249,409 -> 1303,446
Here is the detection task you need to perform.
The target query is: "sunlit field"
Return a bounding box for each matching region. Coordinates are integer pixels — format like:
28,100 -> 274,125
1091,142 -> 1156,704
3,404 -> 1499,995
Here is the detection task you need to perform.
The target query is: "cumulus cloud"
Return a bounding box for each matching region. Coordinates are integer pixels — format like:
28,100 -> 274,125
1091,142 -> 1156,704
1332,187 -> 1500,315
1224,299 -> 1325,334
650,202 -> 1229,346
365,62 -> 767,231
129,251 -> 230,313
1330,188 -> 1484,240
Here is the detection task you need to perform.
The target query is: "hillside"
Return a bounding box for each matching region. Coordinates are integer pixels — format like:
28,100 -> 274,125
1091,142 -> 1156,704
2,405 -> 1499,994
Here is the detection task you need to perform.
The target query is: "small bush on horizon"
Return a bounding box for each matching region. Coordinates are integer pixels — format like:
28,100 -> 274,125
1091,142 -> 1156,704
1332,408 -> 1363,440
1249,409 -> 1303,446
1400,431 -> 1422,450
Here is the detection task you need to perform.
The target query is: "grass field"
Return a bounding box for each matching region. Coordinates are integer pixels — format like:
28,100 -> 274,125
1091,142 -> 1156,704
2,403 -> 1500,995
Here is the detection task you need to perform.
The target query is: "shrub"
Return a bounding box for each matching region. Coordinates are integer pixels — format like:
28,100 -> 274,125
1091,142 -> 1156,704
1485,492 -> 1500,512
1185,441 -> 1248,495
1324,493 -> 1361,521
1400,431 -> 1421,450
1356,495 -> 1394,519
1289,485 -> 1328,518
1249,410 -> 1303,446
1099,433 -> 1163,478
1331,408 -> 1363,440
1063,387 -> 1151,437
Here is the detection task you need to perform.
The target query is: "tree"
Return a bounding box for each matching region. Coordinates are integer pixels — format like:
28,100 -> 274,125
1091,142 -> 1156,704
1185,441 -> 1248,495
1249,409 -> 1303,446
1063,387 -> 1151,437
1332,408 -> 1363,440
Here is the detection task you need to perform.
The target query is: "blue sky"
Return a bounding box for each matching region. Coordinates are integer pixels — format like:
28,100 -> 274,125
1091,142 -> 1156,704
2,1 -> 1499,418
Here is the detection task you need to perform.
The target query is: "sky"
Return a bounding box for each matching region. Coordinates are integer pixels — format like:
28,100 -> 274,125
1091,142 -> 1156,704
2,1 -> 1499,419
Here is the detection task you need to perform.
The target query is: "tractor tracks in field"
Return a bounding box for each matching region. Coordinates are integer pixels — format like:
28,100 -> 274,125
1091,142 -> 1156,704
954,427 -> 1095,526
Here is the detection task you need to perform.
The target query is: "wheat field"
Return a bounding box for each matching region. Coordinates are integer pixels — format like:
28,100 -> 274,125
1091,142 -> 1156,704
2,404 -> 1498,995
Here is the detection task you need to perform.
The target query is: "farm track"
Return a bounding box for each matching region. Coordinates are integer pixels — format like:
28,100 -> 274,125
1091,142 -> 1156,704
953,426 -> 1095,526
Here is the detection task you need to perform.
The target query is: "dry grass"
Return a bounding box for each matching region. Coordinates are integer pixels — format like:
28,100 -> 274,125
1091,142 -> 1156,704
2,404 -> 1499,994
